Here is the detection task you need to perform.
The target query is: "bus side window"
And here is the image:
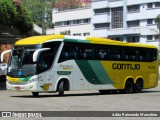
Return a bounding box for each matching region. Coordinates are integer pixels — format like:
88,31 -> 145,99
138,48 -> 147,62
109,47 -> 122,61
149,49 -> 157,62
96,47 -> 108,60
78,44 -> 94,60
124,47 -> 137,61
58,42 -> 77,63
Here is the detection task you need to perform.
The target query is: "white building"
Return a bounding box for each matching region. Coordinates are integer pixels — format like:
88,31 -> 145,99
92,0 -> 160,46
52,0 -> 160,46
52,1 -> 92,36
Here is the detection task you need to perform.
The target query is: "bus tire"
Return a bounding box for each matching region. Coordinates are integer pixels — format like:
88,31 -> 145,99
134,79 -> 143,93
58,81 -> 64,96
32,92 -> 39,97
124,80 -> 134,94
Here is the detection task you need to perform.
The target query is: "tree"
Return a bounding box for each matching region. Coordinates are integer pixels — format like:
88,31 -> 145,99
60,30 -> 71,35
156,14 -> 160,48
0,0 -> 33,35
21,0 -> 55,28
156,14 -> 160,35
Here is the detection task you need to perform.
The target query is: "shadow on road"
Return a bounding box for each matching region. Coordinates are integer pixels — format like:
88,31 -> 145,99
10,89 -> 160,98
0,83 -> 6,90
0,75 -> 6,90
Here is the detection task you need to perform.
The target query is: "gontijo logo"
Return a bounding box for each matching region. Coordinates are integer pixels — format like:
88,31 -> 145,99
112,63 -> 140,70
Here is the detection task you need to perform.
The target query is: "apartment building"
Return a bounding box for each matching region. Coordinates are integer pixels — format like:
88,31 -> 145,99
52,0 -> 160,46
52,0 -> 92,36
92,0 -> 160,46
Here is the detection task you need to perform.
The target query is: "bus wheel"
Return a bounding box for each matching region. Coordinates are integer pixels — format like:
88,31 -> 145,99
124,80 -> 134,94
58,81 -> 64,96
32,92 -> 39,97
134,79 -> 143,93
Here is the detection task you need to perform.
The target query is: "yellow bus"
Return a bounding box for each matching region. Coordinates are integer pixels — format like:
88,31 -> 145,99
1,35 -> 158,96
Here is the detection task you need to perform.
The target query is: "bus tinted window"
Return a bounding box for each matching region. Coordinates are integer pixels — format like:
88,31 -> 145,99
96,46 -> 108,60
109,46 -> 123,61
78,43 -> 94,60
37,42 -> 61,73
59,42 -> 77,63
148,48 -> 157,62
58,42 -> 157,62
124,47 -> 137,61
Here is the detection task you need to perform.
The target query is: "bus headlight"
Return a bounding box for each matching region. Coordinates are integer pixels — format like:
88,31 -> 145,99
28,77 -> 38,83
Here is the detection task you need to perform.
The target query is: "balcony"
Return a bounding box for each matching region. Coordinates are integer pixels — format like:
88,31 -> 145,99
92,0 -> 109,9
106,27 -> 158,36
92,14 -> 110,24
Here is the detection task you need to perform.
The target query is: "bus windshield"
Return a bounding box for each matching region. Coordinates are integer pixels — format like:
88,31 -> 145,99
7,45 -> 41,78
7,41 -> 61,78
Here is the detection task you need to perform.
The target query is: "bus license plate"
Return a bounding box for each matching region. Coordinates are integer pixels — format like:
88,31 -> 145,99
15,86 -> 20,90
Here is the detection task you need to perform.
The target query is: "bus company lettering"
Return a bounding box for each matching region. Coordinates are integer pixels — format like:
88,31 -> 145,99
112,63 -> 140,70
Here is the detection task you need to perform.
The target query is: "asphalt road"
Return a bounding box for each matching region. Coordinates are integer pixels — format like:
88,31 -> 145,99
0,83 -> 160,120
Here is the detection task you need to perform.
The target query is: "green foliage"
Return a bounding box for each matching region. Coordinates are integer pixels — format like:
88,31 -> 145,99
21,0 -> 55,28
0,0 -> 17,26
0,0 -> 33,35
14,8 -> 33,34
60,30 -> 71,35
156,14 -> 160,30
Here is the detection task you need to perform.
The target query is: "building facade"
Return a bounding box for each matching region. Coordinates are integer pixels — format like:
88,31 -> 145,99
52,0 -> 160,46
92,0 -> 160,46
52,0 -> 92,36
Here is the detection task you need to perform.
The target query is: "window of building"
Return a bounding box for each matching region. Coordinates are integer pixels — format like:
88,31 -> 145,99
55,22 -> 63,26
83,33 -> 90,36
111,7 -> 123,28
64,21 -> 71,26
94,23 -> 110,29
94,8 -> 110,15
155,2 -> 160,8
127,20 -> 140,27
127,5 -> 140,13
83,18 -> 91,24
127,36 -> 140,42
147,19 -> 153,25
73,19 -> 82,24
154,35 -> 159,40
147,3 -> 153,8
147,35 -> 153,40
73,33 -> 81,36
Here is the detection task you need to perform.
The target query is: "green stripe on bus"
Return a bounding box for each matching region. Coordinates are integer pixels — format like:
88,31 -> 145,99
19,77 -> 31,82
75,60 -> 102,84
75,60 -> 114,85
64,38 -> 90,43
88,61 -> 114,84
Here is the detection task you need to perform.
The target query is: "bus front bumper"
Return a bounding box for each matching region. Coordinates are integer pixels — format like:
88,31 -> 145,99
6,81 -> 38,92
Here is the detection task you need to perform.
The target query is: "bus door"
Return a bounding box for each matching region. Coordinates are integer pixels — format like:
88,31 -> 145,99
37,51 -> 53,91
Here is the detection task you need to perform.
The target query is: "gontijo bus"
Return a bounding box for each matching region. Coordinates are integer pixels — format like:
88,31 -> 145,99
1,35 -> 158,96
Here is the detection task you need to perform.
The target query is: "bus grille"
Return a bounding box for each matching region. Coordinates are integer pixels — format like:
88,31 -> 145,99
8,81 -> 28,85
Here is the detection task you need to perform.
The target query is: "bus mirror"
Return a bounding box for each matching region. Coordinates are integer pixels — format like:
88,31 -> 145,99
33,48 -> 50,62
1,49 -> 11,62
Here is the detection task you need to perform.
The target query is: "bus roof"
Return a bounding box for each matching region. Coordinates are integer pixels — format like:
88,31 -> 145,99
15,35 -> 157,49
15,35 -> 64,45
85,36 -> 157,48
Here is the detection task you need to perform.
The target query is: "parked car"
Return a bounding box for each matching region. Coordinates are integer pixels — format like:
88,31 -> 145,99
0,63 -> 7,75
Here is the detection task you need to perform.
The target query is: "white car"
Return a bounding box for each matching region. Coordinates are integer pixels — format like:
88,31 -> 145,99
0,63 -> 7,75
